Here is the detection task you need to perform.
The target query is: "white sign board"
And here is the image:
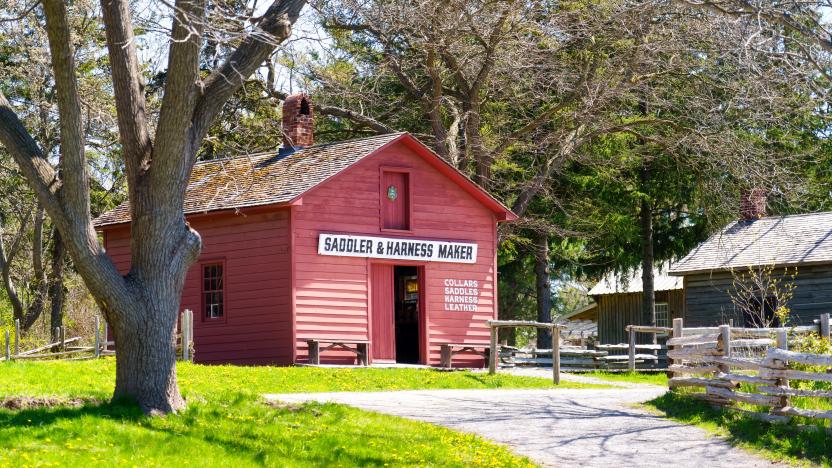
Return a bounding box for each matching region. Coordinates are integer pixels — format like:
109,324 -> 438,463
318,233 -> 478,264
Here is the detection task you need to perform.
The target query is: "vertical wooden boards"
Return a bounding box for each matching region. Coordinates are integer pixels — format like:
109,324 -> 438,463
381,170 -> 410,230
370,264 -> 395,361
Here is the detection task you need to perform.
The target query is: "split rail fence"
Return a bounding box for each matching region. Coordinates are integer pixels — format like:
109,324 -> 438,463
2,309 -> 195,363
667,313 -> 832,426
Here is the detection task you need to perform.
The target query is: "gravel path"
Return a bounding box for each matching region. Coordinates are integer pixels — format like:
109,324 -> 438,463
265,387 -> 781,467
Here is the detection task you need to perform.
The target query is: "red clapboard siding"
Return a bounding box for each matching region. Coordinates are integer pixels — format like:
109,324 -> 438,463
102,209 -> 294,365
292,140 -> 497,366
100,135 -> 505,368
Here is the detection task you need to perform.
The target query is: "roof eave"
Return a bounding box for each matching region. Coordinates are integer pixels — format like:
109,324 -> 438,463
670,258 -> 832,276
93,200 -> 298,231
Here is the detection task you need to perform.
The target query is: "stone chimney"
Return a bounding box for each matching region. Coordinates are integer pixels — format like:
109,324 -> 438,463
282,93 -> 314,150
739,187 -> 766,221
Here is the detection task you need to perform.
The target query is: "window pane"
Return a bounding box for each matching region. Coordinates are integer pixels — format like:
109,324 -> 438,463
654,303 -> 669,328
202,263 -> 224,319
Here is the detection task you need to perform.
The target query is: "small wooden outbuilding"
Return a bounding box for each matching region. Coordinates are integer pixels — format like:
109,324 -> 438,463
587,264 -> 685,344
95,94 -> 516,366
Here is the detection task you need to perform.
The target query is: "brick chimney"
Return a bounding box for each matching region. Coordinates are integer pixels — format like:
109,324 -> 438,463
282,93 -> 314,150
739,187 -> 766,221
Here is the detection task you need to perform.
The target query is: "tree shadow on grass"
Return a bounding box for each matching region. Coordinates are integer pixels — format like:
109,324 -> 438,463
0,398 -> 144,431
0,397 -> 465,467
648,392 -> 831,466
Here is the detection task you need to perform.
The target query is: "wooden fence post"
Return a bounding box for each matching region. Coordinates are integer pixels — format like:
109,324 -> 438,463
179,310 -> 185,361
551,325 -> 560,385
60,326 -> 65,351
182,310 -> 190,362
774,329 -> 790,413
4,330 -> 9,361
187,309 -> 194,362
820,313 -> 830,340
628,326 -> 636,372
717,324 -> 731,374
94,316 -> 101,358
14,319 -> 19,356
670,318 -> 683,378
489,325 -> 498,375
179,309 -> 193,362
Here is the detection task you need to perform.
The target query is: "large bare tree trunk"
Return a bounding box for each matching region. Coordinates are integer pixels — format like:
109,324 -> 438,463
0,0 -> 305,414
110,290 -> 184,412
534,232 -> 552,348
639,166 -> 656,344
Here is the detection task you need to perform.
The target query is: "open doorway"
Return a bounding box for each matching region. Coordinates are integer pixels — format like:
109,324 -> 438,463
394,266 -> 421,363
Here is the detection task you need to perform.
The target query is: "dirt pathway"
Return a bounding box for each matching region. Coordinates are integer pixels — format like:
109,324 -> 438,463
265,387 -> 781,467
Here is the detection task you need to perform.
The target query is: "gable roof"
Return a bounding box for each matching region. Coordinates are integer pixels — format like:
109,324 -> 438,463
558,301 -> 598,321
669,212 -> 832,275
94,132 -> 516,228
588,262 -> 683,296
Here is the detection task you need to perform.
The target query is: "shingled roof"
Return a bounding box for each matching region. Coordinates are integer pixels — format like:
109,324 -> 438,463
588,262 -> 683,296
669,212 -> 832,275
94,132 -> 515,227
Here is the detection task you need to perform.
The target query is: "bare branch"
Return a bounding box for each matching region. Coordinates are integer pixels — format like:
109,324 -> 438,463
100,0 -> 153,188
43,0 -> 90,226
191,0 -> 307,149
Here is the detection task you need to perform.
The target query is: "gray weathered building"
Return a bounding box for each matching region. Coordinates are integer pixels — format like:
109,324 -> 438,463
670,212 -> 832,327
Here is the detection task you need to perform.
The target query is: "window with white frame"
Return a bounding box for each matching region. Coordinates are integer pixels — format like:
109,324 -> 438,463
202,263 -> 225,320
655,302 -> 669,328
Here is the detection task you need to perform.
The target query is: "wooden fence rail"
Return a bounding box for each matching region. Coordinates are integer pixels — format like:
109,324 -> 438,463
1,309 -> 196,363
666,314 -> 832,426
488,320 -> 562,384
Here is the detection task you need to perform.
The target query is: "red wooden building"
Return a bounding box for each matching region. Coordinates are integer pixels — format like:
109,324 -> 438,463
94,94 -> 516,366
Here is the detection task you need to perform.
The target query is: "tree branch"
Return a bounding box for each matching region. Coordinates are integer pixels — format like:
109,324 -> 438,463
100,0 -> 154,185
191,0 -> 306,152
676,0 -> 832,53
43,0 -> 90,227
268,89 -> 395,134
0,92 -> 64,226
153,0 -> 206,187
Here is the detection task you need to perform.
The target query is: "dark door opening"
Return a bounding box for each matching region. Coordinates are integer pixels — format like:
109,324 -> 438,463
394,266 -> 420,363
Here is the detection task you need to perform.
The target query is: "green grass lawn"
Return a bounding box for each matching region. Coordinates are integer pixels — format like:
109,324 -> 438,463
577,370 -> 669,386
0,360 -> 603,467
647,392 -> 832,467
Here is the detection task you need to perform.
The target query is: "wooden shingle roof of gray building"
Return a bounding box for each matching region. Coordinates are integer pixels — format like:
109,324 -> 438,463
588,262 -> 683,295
670,212 -> 832,275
